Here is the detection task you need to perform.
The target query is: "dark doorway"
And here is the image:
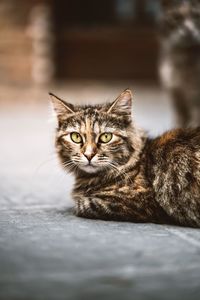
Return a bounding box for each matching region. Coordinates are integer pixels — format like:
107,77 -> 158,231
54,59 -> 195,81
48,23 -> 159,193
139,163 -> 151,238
52,0 -> 160,80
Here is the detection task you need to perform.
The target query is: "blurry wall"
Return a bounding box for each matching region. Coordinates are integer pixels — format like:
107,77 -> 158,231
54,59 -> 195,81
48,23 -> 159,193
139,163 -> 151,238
0,0 -> 33,84
0,0 -> 161,85
53,0 -> 160,80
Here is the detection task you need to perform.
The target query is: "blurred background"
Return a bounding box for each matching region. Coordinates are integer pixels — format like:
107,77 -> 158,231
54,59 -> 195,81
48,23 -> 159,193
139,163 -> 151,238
0,0 -> 174,182
0,0 -> 161,84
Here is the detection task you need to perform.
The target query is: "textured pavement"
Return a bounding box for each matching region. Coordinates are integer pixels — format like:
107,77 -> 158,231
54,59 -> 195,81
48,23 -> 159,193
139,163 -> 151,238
1,83 -> 200,300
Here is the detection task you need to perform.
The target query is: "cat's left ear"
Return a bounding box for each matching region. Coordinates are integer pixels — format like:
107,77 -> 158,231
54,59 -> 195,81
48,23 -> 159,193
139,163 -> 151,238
107,89 -> 133,115
49,92 -> 75,118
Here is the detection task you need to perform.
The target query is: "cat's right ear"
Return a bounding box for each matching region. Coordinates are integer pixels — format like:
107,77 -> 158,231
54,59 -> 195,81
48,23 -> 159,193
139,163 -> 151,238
107,89 -> 133,116
49,93 -> 75,118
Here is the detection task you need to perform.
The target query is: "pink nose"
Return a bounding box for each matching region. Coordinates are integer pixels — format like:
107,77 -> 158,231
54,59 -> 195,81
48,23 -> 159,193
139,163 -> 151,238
84,153 -> 95,161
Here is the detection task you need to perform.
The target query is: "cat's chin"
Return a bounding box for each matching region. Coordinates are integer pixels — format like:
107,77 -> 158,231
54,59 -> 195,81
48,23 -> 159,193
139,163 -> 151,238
79,165 -> 100,174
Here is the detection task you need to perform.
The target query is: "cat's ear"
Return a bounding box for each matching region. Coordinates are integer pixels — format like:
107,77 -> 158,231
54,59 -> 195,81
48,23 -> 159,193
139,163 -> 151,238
107,89 -> 133,115
49,92 -> 75,117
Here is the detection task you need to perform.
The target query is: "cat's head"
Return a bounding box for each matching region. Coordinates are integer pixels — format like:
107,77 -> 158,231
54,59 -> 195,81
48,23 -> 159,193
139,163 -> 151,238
50,89 -> 142,176
160,0 -> 200,49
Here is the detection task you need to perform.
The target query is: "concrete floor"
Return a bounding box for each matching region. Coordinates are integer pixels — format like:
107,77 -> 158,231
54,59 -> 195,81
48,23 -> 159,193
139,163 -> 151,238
1,82 -> 200,300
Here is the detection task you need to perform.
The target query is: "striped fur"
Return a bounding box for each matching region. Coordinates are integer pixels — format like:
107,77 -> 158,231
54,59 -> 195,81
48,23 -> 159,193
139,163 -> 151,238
50,90 -> 200,227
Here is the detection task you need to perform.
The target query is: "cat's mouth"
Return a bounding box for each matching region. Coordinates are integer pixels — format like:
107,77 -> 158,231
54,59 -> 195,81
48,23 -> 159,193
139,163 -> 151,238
73,157 -> 110,173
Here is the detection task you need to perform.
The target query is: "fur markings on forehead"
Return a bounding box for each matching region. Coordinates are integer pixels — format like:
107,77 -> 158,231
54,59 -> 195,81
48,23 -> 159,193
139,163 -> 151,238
93,121 -> 100,135
85,116 -> 91,132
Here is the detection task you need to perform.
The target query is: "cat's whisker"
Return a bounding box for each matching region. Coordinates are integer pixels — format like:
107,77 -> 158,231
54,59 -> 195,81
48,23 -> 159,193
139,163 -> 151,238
33,153 -> 59,176
62,158 -> 82,173
62,161 -> 76,170
107,161 -> 133,185
62,161 -> 74,166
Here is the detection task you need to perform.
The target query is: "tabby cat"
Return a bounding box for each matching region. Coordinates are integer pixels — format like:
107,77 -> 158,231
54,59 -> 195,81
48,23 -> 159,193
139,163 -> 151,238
159,0 -> 200,127
50,89 -> 200,228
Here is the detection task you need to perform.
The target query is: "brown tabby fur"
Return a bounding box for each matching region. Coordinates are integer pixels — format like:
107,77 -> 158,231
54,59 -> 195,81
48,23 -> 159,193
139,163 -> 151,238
50,89 -> 200,228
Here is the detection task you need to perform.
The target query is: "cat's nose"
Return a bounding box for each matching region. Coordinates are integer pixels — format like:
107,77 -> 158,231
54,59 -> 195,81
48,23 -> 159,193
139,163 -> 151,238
83,144 -> 97,162
84,153 -> 95,162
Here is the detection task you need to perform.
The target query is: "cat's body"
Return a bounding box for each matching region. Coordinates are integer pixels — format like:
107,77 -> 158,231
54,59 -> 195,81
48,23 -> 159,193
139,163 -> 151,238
159,0 -> 200,127
50,90 -> 200,228
73,128 -> 200,227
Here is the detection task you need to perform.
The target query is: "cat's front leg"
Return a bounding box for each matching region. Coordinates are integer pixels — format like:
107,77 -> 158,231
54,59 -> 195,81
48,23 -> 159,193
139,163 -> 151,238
72,192 -> 160,222
73,195 -> 115,220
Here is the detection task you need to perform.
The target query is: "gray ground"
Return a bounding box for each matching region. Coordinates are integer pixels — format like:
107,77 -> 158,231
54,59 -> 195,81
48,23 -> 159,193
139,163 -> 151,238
1,82 -> 200,300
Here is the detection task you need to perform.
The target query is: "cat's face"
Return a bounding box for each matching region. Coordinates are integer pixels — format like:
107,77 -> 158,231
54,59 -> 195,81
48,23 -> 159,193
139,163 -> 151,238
160,0 -> 200,49
51,90 -> 138,175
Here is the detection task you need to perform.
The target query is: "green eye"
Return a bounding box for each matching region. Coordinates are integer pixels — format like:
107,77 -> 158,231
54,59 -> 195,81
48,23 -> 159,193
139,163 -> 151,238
99,132 -> 112,143
70,132 -> 82,143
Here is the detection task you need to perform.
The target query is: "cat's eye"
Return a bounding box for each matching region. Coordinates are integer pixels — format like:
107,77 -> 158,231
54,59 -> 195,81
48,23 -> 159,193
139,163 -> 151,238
99,132 -> 113,143
70,132 -> 82,144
